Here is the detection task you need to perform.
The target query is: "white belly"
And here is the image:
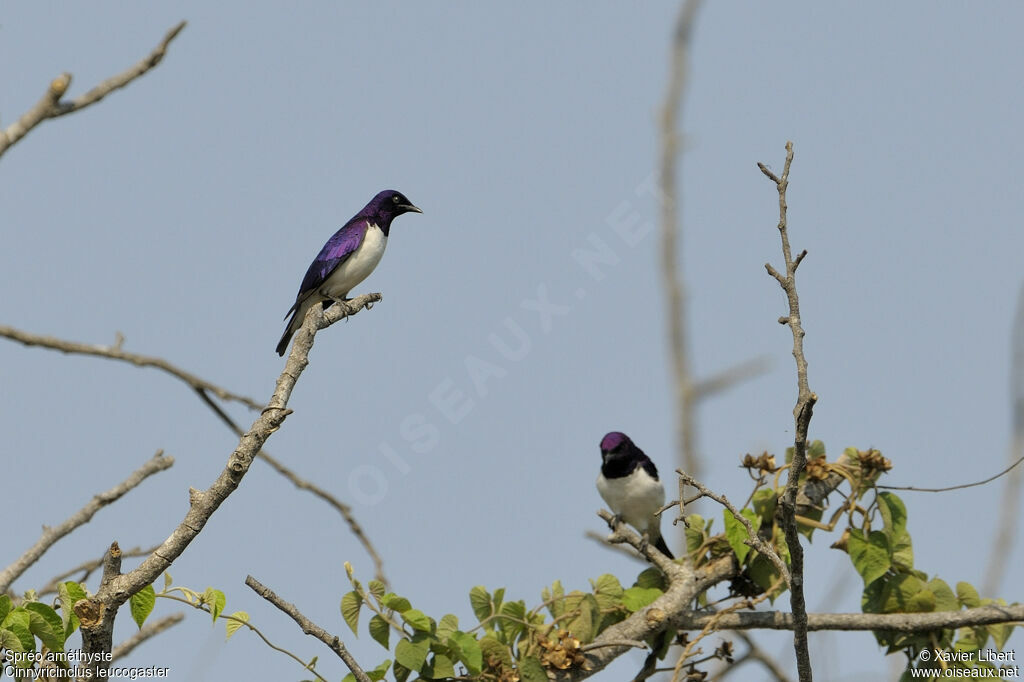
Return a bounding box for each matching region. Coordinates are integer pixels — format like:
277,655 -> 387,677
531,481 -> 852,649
596,468 -> 666,537
320,222 -> 388,299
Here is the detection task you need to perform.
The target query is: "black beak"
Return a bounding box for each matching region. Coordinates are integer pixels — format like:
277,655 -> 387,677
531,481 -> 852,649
401,204 -> 423,214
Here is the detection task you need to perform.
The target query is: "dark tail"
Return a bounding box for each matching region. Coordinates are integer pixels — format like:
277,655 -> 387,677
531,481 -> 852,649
276,310 -> 297,356
654,535 -> 674,560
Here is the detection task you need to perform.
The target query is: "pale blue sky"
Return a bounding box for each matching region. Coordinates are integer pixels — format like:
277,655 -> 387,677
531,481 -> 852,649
2,3 -> 1022,681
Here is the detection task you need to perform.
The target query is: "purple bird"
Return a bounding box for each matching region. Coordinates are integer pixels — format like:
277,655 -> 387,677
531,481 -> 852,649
596,431 -> 674,559
276,190 -> 422,356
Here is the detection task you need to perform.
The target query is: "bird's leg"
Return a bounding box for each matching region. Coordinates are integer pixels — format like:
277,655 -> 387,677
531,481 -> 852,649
324,296 -> 353,322
637,531 -> 652,556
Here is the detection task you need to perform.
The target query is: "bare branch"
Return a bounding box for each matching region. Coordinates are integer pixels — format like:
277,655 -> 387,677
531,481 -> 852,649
597,510 -> 683,578
760,141 -> 815,681
676,470 -> 790,586
0,324 -> 262,411
693,356 -> 772,401
110,613 -> 184,662
676,603 -> 1024,633
0,451 -> 172,594
659,0 -> 704,483
879,454 -> 1024,493
3,304 -> 390,585
0,22 -> 186,159
245,575 -> 371,682
38,545 -> 160,597
70,294 -> 380,677
193,388 -> 389,587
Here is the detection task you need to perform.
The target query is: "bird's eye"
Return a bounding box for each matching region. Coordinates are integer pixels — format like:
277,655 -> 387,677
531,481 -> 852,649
392,195 -> 400,203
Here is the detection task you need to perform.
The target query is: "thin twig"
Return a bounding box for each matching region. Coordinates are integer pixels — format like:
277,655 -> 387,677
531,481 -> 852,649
38,545 -> 160,597
0,451 -> 173,594
110,613 -> 184,662
0,22 -> 186,159
0,325 -> 262,410
659,0 -> 704,486
759,141 -> 814,682
194,388 -> 388,587
158,592 -> 328,682
245,575 -> 371,682
878,454 -> 1024,493
676,471 -> 790,586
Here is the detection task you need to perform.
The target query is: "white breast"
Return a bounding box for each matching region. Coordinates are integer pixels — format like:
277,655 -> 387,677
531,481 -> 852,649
596,467 -> 666,537
320,222 -> 388,300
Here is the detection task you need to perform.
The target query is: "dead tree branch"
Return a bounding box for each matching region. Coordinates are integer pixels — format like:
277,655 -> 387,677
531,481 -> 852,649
759,141 -> 815,681
245,575 -> 371,682
659,0 -> 704,483
0,22 -> 186,159
69,295 -> 379,678
0,451 -> 172,594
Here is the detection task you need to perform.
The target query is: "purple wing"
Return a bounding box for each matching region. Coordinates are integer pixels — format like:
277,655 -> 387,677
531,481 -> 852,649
293,220 -> 368,299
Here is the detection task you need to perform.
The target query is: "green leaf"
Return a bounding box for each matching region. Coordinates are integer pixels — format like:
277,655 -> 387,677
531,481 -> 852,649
58,582 -> 87,637
452,631 -> 483,674
880,574 -> 927,613
367,580 -> 386,604
163,571 -> 173,592
369,614 -> 390,649
130,584 -> 156,629
225,611 -> 249,641
684,513 -> 707,554
203,588 -> 226,623
493,588 -> 506,610
634,568 -> 667,590
368,659 -> 391,682
477,634 -> 510,669
543,580 -> 566,619
498,600 -> 527,643
0,595 -> 11,622
723,509 -> 760,564
395,636 -> 430,672
401,608 -> 432,633
1,610 -> 35,653
423,653 -> 455,679
382,593 -> 412,613
469,586 -> 492,623
392,659 -> 411,682
928,578 -> 958,613
519,655 -> 548,682
989,621 -> 1013,650
622,587 -> 662,613
957,582 -> 981,608
25,602 -> 65,652
592,574 -> 624,612
877,492 -> 907,535
340,591 -> 362,635
565,594 -> 600,643
436,613 -> 459,641
847,529 -> 891,586
592,574 -> 623,597
751,489 -> 777,524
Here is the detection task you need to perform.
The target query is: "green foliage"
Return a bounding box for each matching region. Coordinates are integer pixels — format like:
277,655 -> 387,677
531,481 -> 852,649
130,584 -> 156,629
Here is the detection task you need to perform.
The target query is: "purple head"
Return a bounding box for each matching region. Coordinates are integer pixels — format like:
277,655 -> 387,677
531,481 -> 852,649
361,189 -> 422,224
600,431 -> 632,454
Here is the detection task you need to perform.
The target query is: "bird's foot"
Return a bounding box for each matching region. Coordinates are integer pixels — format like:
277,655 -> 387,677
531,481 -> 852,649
638,532 -> 652,556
